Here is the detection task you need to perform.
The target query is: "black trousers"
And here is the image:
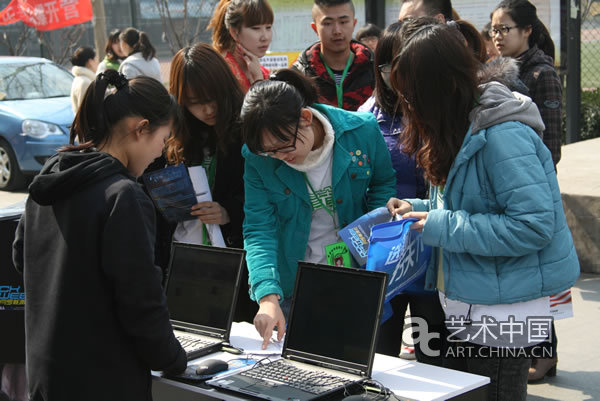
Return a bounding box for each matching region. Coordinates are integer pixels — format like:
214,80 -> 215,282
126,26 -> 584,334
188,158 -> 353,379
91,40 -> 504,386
376,291 -> 445,366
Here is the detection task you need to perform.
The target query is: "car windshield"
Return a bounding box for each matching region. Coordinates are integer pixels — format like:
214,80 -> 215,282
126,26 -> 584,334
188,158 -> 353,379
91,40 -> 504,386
0,62 -> 73,101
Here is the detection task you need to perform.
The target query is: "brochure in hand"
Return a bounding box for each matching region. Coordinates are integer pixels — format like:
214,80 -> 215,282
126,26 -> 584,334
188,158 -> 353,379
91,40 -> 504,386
142,163 -> 197,223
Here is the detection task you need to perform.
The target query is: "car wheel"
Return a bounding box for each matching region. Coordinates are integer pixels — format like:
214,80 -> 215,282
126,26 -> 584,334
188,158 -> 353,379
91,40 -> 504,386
0,139 -> 26,191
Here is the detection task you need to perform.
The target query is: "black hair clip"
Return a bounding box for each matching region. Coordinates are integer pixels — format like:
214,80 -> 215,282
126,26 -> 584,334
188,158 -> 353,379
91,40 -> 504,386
99,71 -> 128,90
112,73 -> 129,90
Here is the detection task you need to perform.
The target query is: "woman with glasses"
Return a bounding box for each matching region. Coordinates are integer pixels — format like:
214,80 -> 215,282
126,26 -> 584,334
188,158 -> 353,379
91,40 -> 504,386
241,68 -> 396,349
491,0 -> 561,168
491,3 -> 563,380
386,19 -> 578,401
358,21 -> 444,363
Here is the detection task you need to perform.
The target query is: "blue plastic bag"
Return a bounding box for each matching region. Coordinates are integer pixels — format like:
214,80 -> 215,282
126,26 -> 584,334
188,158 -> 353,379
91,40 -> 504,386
366,218 -> 432,322
338,207 -> 392,267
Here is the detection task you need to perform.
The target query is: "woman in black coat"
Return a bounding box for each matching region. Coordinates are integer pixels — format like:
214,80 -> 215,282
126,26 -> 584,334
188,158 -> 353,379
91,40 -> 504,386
12,71 -> 186,400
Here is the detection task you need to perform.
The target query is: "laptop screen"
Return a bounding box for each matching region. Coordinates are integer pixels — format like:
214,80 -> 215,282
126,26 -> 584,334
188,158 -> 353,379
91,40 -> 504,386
284,263 -> 386,373
166,243 -> 244,331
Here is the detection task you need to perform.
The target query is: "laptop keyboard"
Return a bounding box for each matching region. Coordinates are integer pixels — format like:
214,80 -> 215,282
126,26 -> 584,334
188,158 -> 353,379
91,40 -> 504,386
176,334 -> 215,354
240,360 -> 353,394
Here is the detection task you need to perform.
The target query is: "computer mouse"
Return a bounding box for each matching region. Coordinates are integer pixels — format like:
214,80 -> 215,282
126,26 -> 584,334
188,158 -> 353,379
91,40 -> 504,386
195,359 -> 229,376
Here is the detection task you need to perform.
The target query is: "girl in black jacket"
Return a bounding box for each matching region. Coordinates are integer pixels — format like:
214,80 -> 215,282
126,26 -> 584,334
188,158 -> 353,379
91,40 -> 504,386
12,70 -> 186,401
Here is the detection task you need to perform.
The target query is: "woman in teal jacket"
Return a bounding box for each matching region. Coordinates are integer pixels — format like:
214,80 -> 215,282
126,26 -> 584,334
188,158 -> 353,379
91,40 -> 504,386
241,69 -> 396,348
386,21 -> 578,401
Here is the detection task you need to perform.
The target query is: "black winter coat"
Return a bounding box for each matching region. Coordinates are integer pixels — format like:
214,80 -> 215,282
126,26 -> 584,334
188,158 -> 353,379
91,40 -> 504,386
13,151 -> 186,401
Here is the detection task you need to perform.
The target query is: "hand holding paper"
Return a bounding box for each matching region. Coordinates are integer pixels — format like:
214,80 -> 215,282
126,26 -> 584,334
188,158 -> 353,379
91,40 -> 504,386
191,202 -> 231,225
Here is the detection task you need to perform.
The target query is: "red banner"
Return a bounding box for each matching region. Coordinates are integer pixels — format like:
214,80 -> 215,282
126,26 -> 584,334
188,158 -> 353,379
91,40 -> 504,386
0,0 -> 92,31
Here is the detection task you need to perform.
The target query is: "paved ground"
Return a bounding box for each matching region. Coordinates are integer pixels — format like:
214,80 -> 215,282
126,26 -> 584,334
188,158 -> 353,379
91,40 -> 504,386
0,191 -> 26,209
526,274 -> 600,401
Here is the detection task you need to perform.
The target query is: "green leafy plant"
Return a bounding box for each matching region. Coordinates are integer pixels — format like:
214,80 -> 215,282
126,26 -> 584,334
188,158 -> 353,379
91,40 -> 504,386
580,89 -> 600,141
562,89 -> 600,143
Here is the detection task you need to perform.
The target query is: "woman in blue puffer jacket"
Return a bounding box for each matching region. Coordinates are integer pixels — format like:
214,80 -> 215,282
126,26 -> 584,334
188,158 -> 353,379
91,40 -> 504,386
386,20 -> 579,401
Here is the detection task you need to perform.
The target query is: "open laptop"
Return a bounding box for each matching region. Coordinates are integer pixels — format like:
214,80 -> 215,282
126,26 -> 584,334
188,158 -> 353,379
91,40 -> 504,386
208,262 -> 387,401
165,242 -> 245,360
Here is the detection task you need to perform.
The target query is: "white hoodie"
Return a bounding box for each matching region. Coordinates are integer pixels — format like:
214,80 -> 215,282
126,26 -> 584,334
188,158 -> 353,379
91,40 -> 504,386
118,52 -> 162,82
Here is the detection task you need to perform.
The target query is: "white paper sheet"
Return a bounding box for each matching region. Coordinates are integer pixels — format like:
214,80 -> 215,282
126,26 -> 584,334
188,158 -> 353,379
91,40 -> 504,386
173,166 -> 225,247
228,322 -> 284,355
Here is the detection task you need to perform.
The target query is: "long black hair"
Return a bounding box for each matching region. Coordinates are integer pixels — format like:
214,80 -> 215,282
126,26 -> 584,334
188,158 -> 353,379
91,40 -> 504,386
104,29 -> 122,62
66,70 -> 178,152
373,21 -> 403,116
241,69 -> 318,154
391,20 -> 479,186
167,43 -> 245,164
492,0 -> 555,60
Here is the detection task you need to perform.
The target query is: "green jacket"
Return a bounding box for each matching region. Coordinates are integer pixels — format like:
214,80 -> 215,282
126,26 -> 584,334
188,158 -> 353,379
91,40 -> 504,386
242,103 -> 396,302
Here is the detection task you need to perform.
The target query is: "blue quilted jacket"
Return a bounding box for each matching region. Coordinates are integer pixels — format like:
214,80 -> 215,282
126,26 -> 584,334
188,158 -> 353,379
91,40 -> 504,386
407,83 -> 579,304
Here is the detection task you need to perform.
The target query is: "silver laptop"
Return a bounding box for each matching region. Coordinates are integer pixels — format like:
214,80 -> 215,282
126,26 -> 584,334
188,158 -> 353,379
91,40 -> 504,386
165,242 -> 245,360
208,262 -> 387,401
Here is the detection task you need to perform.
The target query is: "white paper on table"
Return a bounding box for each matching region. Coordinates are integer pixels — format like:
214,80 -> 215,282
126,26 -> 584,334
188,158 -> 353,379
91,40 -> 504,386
173,166 -> 225,247
228,321 -> 284,355
549,289 -> 574,320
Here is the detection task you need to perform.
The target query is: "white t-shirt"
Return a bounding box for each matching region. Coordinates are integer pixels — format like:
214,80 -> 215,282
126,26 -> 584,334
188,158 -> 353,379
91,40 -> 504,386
439,291 -> 550,348
285,107 -> 338,264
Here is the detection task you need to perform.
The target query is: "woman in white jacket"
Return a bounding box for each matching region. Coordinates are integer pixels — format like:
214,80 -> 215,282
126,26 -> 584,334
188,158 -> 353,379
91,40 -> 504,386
118,28 -> 162,82
70,46 -> 99,113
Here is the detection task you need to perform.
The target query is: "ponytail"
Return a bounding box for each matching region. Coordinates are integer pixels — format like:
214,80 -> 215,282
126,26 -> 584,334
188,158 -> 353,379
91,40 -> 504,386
530,18 -> 555,60
65,70 -> 178,152
138,32 -> 156,60
493,0 -> 555,60
241,68 -> 318,154
269,69 -> 319,105
119,27 -> 156,60
209,0 -> 234,54
67,70 -> 118,151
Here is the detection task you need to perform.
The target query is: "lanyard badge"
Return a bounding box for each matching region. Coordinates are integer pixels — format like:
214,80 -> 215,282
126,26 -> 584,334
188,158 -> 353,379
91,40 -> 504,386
320,52 -> 354,108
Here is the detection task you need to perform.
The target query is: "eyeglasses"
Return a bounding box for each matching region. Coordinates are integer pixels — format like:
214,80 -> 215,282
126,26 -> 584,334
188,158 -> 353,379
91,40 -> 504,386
378,64 -> 392,74
491,25 -> 517,36
257,119 -> 300,157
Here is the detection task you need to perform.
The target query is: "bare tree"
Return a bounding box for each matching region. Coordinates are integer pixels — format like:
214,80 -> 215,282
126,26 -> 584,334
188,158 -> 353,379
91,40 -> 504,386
1,23 -> 34,56
155,0 -> 217,55
35,25 -> 86,65
582,0 -> 600,22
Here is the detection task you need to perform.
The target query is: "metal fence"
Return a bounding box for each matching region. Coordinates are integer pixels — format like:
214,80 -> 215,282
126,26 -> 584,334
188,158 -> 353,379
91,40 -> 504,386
582,1 -> 600,89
